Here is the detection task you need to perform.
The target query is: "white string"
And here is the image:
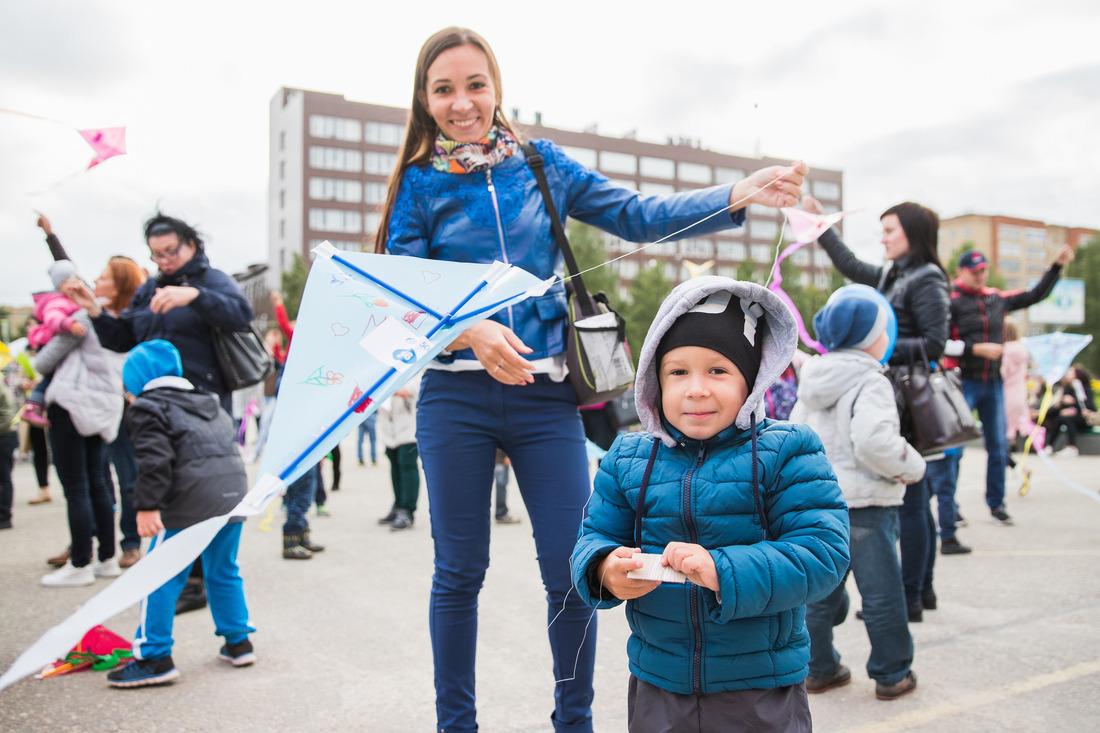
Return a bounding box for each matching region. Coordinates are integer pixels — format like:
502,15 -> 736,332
559,170 -> 798,286
549,551 -> 619,685
762,218 -> 790,289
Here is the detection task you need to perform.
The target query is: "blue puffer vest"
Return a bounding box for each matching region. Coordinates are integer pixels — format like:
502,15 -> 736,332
386,139 -> 741,362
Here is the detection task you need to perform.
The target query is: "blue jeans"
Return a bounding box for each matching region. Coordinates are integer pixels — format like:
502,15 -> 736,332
109,421 -> 141,551
133,521 -> 254,659
961,379 -> 1008,511
357,413 -> 378,464
48,404 -> 115,568
898,477 -> 935,607
417,370 -> 596,733
283,464 -> 319,533
926,453 -> 961,542
807,506 -> 913,686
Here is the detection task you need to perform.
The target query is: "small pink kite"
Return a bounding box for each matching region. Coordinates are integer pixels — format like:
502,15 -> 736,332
78,127 -> 127,169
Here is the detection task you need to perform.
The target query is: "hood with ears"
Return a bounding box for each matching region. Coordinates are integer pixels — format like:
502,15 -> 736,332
635,276 -> 798,447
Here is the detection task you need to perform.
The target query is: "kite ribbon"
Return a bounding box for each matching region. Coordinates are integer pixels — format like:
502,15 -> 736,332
767,240 -> 825,354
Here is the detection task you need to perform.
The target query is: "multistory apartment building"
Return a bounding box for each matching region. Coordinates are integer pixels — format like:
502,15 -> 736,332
268,87 -> 845,298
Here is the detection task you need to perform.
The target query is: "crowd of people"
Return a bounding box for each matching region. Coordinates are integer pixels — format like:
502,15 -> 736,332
2,22 -> 1095,733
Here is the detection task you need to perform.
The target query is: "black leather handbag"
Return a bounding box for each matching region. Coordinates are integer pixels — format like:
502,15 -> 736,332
211,324 -> 276,391
887,341 -> 981,456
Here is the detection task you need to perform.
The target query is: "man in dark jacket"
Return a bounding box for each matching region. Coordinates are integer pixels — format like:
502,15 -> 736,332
106,340 -> 255,688
944,246 -> 1075,526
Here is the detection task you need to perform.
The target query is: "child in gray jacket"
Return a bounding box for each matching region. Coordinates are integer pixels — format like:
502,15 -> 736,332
790,284 -> 925,700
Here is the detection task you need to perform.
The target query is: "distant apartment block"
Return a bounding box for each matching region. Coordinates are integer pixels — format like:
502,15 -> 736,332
268,87 -> 845,298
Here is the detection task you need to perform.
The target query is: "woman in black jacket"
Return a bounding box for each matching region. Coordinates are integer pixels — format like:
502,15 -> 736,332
803,195 -> 950,622
1047,364 -> 1097,456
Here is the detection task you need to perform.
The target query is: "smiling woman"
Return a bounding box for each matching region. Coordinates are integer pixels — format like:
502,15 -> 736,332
372,25 -> 811,733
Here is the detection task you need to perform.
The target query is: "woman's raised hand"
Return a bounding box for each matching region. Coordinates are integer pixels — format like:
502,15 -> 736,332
730,161 -> 809,211
447,320 -> 535,385
800,193 -> 824,215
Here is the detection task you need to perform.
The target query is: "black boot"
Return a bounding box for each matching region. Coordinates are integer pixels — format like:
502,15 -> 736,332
283,532 -> 312,560
299,529 -> 325,553
175,580 -> 208,615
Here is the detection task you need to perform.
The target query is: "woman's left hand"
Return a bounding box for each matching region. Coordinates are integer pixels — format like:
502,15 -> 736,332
447,320 -> 535,385
730,161 -> 809,211
149,285 -> 200,314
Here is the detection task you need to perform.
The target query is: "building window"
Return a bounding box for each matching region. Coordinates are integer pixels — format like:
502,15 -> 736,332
792,249 -> 810,266
599,151 -> 637,175
311,238 -> 360,252
748,204 -> 775,218
812,180 -> 840,199
714,167 -> 745,184
279,131 -> 285,151
310,146 -> 362,172
717,242 -> 747,261
309,208 -> 362,233
309,177 -> 363,203
1000,242 -> 1021,256
279,220 -> 285,238
365,121 -> 404,146
751,244 -> 772,262
749,219 -> 779,241
364,212 -> 382,234
1026,227 -> 1047,243
1000,259 -> 1021,271
716,265 -> 738,278
1027,246 -> 1046,259
639,181 -> 675,196
618,260 -> 640,279
998,224 -> 1021,240
639,156 -> 675,179
678,162 -> 711,184
561,146 -> 597,168
814,272 -> 830,289
679,239 -> 715,258
310,115 -> 362,142
365,151 -> 397,175
279,160 -> 285,180
365,181 -> 388,205
664,262 -> 677,281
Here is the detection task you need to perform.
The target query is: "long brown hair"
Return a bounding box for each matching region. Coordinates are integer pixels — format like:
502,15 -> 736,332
106,256 -> 147,315
374,27 -> 519,253
881,201 -> 945,273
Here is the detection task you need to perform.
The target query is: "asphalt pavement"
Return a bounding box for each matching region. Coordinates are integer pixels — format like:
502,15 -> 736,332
1,434 -> 1099,732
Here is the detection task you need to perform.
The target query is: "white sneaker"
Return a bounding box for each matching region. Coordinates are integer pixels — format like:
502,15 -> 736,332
93,557 -> 122,578
1058,445 -> 1080,457
42,562 -> 95,587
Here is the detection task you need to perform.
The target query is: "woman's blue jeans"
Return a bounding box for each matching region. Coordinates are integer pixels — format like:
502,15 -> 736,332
417,370 -> 596,733
109,421 -> 141,551
283,464 -> 319,534
898,477 -> 936,607
806,506 -> 913,686
47,404 -> 115,568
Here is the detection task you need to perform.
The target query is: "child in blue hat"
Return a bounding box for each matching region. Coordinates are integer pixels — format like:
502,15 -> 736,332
107,339 -> 255,688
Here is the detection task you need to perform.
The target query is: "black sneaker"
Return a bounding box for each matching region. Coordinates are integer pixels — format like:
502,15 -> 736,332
175,581 -> 207,615
377,507 -> 397,525
940,538 -> 973,555
390,510 -> 414,531
921,587 -> 937,611
806,664 -> 851,694
107,657 -> 179,688
990,506 -> 1014,526
219,639 -> 256,667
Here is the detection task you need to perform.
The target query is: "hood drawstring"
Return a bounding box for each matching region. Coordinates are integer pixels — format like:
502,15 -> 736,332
750,413 -> 770,541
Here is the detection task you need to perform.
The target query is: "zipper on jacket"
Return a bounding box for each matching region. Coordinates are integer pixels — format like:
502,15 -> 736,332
682,442 -> 707,694
485,169 -> 515,331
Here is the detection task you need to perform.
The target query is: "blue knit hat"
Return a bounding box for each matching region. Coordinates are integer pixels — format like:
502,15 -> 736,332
813,285 -> 897,362
123,339 -> 182,396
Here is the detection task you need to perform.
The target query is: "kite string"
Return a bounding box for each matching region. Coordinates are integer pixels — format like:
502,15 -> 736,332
557,169 -> 798,286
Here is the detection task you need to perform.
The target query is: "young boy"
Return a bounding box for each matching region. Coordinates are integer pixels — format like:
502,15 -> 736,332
790,284 -> 925,701
107,340 -> 255,688
571,277 -> 849,732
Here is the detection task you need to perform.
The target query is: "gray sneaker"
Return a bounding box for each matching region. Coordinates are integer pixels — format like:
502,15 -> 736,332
990,506 -> 1014,525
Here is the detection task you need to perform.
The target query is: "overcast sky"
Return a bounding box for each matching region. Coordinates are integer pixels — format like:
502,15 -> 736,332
2,0 -> 1098,306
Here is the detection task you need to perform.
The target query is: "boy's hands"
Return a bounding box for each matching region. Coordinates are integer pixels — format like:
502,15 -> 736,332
136,510 -> 164,538
596,547 -> 659,600
662,542 -> 720,592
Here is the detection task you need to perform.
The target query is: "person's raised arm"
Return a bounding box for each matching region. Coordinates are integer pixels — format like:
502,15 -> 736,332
728,161 -> 808,212
36,213 -> 71,262
1005,244 -> 1074,311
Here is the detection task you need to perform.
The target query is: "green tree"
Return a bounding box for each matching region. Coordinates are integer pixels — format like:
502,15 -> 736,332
280,253 -> 310,320
622,264 -> 672,369
566,220 -> 619,306
736,259 -> 756,283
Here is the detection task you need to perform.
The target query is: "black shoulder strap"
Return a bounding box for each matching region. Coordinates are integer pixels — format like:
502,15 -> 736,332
633,439 -> 662,549
522,142 -> 595,317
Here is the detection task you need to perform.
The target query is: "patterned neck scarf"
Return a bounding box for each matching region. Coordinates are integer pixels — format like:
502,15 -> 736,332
431,125 -> 518,174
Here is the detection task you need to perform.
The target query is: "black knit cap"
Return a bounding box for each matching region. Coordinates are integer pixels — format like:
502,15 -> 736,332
655,291 -> 763,389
